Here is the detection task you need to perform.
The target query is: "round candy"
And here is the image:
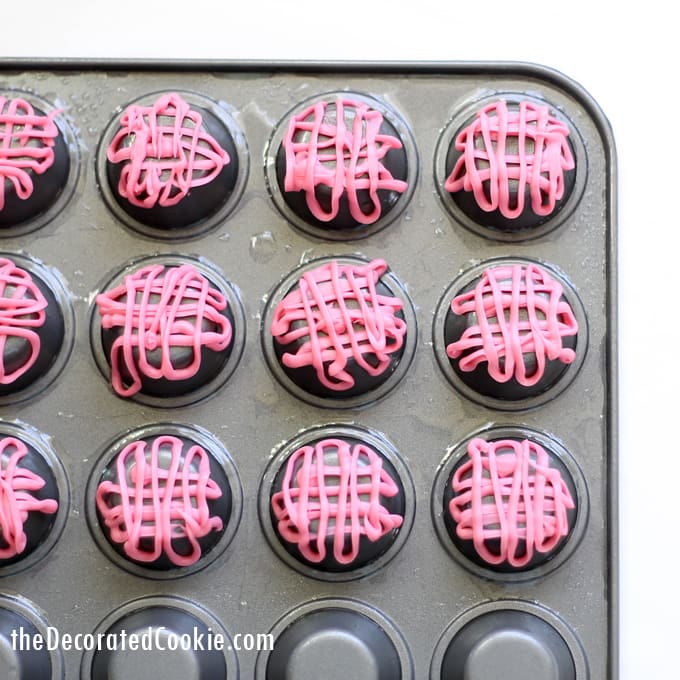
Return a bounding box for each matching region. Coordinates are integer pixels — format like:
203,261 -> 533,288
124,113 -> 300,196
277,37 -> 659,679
0,253 -> 73,404
0,94 -> 75,235
0,422 -> 67,576
432,426 -> 588,582
263,256 -> 416,408
266,92 -> 416,240
91,255 -> 244,406
87,424 -> 242,579
434,258 -> 587,410
98,91 -> 246,238
260,425 -> 413,579
435,96 -> 585,241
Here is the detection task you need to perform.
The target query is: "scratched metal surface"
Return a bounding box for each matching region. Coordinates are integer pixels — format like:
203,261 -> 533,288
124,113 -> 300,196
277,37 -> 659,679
0,60 -> 617,680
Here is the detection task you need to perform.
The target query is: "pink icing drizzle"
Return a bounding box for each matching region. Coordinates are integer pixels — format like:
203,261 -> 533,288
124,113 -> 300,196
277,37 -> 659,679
283,98 -> 408,224
0,257 -> 49,385
0,96 -> 59,211
95,435 -> 224,567
107,92 -> 230,208
449,437 -> 575,568
446,263 -> 578,387
95,263 -> 232,397
271,438 -> 404,565
270,259 -> 406,392
444,100 -> 575,218
0,436 -> 58,559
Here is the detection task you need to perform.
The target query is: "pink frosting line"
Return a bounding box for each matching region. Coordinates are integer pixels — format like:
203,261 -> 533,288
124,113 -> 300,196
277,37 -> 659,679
283,98 -> 408,224
0,257 -> 49,385
96,263 -> 232,397
271,438 -> 403,565
449,437 -> 575,568
444,100 -> 575,218
95,435 -> 224,567
270,259 -> 406,391
446,263 -> 578,386
107,92 -> 230,209
0,96 -> 59,211
0,436 -> 58,559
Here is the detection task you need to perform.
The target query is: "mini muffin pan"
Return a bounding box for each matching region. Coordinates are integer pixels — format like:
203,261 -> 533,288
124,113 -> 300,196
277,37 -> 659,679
0,60 -> 617,679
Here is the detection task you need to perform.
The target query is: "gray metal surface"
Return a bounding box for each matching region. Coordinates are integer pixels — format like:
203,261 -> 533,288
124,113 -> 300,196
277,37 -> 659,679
0,60 -> 617,679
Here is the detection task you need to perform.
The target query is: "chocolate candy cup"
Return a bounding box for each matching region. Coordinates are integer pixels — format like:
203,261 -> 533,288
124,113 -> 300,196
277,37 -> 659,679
434,94 -> 586,242
86,423 -> 242,580
259,423 -> 414,581
90,254 -> 245,407
265,91 -> 417,241
433,257 -> 587,411
97,91 -> 247,240
0,252 -> 74,405
0,257 -> 65,398
0,108 -> 68,227
432,425 -> 588,582
262,256 -> 417,409
0,91 -> 79,237
0,421 -> 68,576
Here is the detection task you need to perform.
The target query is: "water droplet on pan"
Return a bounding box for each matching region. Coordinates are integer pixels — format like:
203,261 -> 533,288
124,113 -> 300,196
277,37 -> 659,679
249,231 -> 277,263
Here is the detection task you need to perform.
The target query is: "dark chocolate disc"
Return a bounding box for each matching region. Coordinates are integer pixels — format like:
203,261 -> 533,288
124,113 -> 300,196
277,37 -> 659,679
435,95 -> 586,242
0,437 -> 60,569
434,258 -> 587,410
97,91 -> 247,239
274,100 -> 408,233
431,426 -> 588,583
87,424 -> 243,579
269,436 -> 405,574
0,256 -> 66,399
443,288 -> 577,403
273,277 -> 406,400
86,425 -> 243,580
259,424 -> 414,582
442,437 -> 578,574
105,104 -> 239,231
265,92 -> 416,241
443,101 -> 577,233
95,434 -> 232,572
92,255 -> 244,406
0,102 -> 70,230
98,288 -> 235,400
263,256 -> 416,409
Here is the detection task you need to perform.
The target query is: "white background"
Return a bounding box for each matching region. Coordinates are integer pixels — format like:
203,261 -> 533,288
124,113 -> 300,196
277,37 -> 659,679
3,1 -> 677,677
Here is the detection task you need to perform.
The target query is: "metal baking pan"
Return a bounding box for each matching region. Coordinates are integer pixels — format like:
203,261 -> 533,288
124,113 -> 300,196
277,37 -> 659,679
0,59 -> 617,679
